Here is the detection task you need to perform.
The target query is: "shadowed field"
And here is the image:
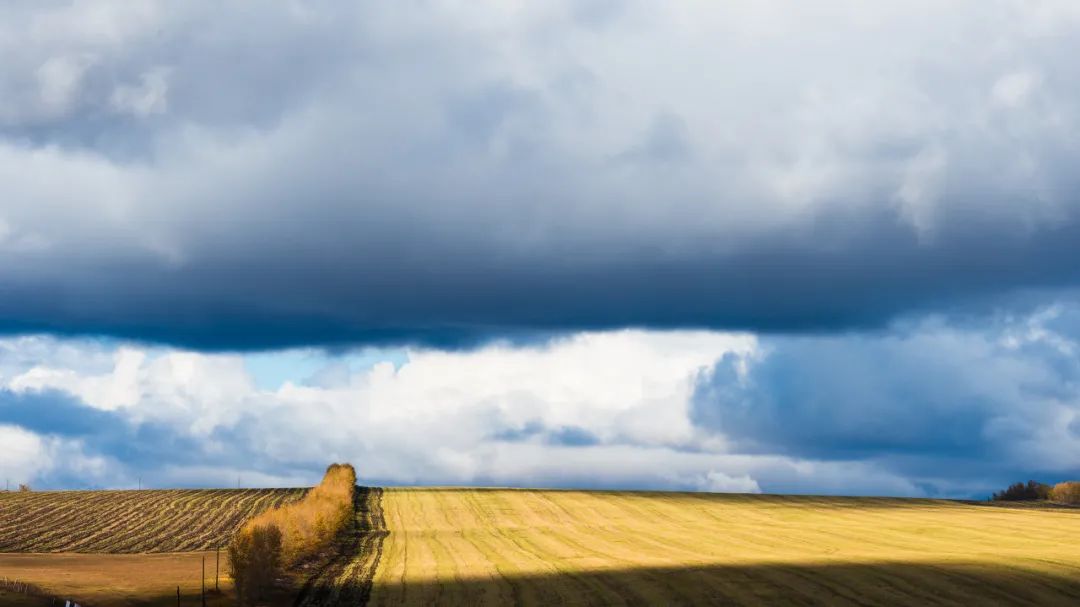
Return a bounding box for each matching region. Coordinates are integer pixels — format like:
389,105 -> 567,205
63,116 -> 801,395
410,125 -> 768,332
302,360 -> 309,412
0,552 -> 239,607
0,488 -> 305,553
366,562 -> 1080,606
362,489 -> 1080,606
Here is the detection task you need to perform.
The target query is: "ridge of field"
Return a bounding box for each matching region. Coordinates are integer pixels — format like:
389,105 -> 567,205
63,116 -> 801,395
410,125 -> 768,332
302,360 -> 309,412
0,488 -> 306,553
357,489 -> 1080,606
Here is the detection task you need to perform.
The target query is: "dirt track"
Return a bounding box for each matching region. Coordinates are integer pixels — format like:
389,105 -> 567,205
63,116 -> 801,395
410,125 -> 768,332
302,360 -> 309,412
294,487 -> 387,607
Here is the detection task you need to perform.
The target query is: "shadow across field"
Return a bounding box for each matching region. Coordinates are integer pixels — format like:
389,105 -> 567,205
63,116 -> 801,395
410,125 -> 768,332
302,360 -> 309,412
113,560 -> 1080,606
38,558 -> 1080,606
358,560 -> 1080,607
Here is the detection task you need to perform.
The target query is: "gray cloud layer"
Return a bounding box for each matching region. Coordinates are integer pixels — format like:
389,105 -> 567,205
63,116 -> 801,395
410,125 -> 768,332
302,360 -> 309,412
693,305 -> 1080,494
3,2 -> 1080,348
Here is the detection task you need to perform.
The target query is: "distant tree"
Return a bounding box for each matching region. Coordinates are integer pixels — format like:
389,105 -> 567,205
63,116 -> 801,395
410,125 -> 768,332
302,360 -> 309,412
17,484 -> 30,492
1050,482 -> 1080,505
992,480 -> 1051,501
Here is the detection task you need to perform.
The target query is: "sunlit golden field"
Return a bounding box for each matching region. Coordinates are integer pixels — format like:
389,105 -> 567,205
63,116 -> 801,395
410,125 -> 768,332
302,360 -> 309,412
364,489 -> 1080,606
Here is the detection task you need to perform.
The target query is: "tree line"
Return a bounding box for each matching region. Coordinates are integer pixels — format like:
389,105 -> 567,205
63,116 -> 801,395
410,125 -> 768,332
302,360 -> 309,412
992,480 -> 1080,504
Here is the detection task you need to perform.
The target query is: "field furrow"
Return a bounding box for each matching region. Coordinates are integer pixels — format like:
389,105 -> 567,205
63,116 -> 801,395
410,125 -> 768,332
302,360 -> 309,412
0,488 -> 306,553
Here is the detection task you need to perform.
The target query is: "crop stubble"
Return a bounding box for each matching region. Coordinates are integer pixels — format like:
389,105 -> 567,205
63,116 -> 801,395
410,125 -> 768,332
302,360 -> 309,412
360,489 -> 1080,606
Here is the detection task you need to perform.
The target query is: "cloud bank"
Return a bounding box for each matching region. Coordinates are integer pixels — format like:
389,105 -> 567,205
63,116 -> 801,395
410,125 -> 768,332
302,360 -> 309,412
2,2 -> 1080,347
3,305 -> 1078,497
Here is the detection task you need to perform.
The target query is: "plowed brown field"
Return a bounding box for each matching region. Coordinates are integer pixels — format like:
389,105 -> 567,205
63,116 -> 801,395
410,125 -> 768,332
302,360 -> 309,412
0,488 -> 305,553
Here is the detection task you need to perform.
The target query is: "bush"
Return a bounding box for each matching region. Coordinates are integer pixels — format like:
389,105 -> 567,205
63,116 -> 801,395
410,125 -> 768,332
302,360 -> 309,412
228,524 -> 283,605
240,463 -> 356,564
992,480 -> 1052,501
229,464 -> 356,604
1050,481 -> 1080,505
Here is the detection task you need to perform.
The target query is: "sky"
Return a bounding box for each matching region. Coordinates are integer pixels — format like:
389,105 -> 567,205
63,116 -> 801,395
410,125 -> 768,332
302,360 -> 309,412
2,1 -> 1080,498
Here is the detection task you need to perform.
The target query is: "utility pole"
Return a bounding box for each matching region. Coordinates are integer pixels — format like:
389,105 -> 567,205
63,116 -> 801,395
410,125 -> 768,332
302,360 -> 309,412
138,477 -> 141,491
176,585 -> 180,607
215,547 -> 220,592
201,555 -> 206,607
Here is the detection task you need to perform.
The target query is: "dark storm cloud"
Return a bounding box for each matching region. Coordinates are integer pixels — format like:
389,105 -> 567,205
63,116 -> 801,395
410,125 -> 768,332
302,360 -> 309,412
3,205 -> 1079,350
4,2 -> 1080,349
0,388 -> 205,467
690,307 -> 1080,493
0,389 -> 113,436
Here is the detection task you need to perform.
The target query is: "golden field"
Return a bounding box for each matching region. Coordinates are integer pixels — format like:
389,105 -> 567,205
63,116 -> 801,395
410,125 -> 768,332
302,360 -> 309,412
364,489 -> 1080,606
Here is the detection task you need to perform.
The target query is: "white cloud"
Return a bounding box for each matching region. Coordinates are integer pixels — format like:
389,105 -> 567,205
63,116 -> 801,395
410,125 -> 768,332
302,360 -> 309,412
992,70 -> 1041,108
1,330 -> 780,491
6,330 -> 752,439
7,313 -> 1076,498
110,68 -> 169,117
697,471 -> 761,494
0,424 -> 108,488
11,347 -> 144,411
6,306 -> 1080,497
34,55 -> 92,116
0,425 -> 51,485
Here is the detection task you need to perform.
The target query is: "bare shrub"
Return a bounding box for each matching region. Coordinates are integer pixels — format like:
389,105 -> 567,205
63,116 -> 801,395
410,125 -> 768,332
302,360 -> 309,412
240,463 -> 356,564
229,523 -> 283,605
17,484 -> 30,492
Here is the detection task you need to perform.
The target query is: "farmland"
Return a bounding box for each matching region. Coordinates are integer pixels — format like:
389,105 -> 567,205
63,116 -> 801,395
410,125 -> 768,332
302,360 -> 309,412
362,489 -> 1080,606
5,487 -> 1080,605
0,488 -> 305,553
0,552 -> 237,606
